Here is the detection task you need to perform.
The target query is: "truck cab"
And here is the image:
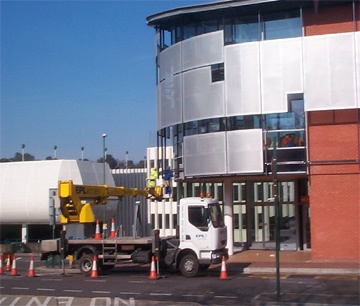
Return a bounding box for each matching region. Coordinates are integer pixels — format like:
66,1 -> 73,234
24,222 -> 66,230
163,196 -> 228,277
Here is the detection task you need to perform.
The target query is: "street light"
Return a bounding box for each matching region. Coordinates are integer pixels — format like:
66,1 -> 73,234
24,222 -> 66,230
81,147 -> 84,161
54,146 -> 57,159
125,151 -> 129,168
21,144 -> 25,161
102,133 -> 107,228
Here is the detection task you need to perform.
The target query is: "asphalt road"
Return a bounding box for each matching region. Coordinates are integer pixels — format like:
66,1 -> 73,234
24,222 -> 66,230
0,256 -> 359,305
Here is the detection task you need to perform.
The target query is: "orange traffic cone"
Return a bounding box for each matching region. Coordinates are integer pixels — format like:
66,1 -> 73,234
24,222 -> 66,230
0,255 -> 3,275
28,256 -> 36,278
5,254 -> 11,271
94,220 -> 101,240
219,256 -> 229,280
90,256 -> 98,278
109,218 -> 116,238
149,256 -> 157,279
10,255 -> 19,276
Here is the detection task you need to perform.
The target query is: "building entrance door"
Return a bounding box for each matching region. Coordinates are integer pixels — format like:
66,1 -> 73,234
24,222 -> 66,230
249,203 -> 296,250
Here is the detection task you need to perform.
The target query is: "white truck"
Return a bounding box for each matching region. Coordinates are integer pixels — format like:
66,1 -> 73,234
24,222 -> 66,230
41,181 -> 228,277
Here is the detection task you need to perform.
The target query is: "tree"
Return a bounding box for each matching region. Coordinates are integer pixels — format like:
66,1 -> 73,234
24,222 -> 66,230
97,154 -> 118,169
12,152 -> 35,162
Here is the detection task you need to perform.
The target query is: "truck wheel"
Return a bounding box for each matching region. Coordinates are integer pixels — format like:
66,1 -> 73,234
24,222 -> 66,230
179,254 -> 199,277
79,254 -> 94,276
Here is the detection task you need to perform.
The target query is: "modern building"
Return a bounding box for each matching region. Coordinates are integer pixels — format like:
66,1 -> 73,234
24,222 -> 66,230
146,0 -> 360,261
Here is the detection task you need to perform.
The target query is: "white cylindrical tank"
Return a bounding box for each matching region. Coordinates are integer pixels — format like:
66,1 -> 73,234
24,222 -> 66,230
0,160 -> 117,224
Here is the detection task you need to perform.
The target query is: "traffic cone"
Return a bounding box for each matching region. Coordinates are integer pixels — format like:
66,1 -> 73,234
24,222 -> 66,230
109,218 -> 116,238
219,256 -> 229,280
10,255 -> 19,276
5,254 -> 11,271
0,255 -> 3,275
149,256 -> 157,279
90,256 -> 98,278
28,256 -> 36,278
94,220 -> 101,240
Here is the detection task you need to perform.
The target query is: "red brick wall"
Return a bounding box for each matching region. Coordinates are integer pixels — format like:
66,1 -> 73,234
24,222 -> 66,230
308,109 -> 360,262
303,2 -> 359,36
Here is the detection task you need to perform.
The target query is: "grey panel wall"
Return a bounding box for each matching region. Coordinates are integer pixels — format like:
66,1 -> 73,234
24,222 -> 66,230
112,170 -> 149,237
226,129 -> 263,174
260,37 -> 303,114
304,32 -> 358,110
184,133 -> 226,177
182,31 -> 224,71
183,67 -> 225,122
225,42 -> 261,116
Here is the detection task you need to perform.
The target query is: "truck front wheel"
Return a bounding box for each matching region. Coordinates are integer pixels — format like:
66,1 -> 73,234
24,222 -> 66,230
179,254 -> 199,277
79,254 -> 95,276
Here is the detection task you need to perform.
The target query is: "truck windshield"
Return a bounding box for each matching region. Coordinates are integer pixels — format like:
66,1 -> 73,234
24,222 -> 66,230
208,203 -> 225,228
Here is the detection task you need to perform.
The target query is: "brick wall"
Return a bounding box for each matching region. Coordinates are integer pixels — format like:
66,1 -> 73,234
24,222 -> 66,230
303,2 -> 359,36
308,109 -> 360,262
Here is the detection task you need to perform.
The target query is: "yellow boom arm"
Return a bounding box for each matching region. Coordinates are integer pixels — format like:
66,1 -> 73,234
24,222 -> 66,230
58,180 -> 162,224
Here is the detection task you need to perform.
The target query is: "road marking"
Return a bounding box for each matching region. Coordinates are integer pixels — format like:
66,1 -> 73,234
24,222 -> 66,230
41,278 -> 62,281
183,294 -> 204,298
129,280 -> 147,283
92,291 -> 111,294
37,288 -> 55,291
64,289 -> 83,293
11,287 -> 29,290
214,295 -> 238,299
85,279 -> 106,283
119,292 -> 141,295
150,293 -> 172,296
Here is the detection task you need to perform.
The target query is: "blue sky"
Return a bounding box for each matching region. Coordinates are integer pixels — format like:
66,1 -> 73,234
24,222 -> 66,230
1,0 -> 212,163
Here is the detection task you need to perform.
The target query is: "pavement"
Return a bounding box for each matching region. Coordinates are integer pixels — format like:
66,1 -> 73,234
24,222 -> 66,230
226,249 -> 360,276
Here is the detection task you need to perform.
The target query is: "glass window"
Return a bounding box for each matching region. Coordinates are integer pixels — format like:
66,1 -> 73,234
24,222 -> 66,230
188,206 -> 209,231
208,203 -> 225,228
234,15 -> 259,43
211,63 -> 224,82
263,11 -> 301,40
184,23 -> 196,39
197,20 -> 218,35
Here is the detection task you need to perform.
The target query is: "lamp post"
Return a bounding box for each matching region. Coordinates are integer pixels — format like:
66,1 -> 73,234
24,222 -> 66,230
54,146 -> 57,159
102,134 -> 107,227
102,134 -> 107,185
125,151 -> 128,168
81,147 -> 84,161
21,144 -> 25,161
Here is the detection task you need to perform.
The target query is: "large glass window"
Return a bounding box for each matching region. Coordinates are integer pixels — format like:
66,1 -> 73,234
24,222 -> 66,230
262,11 -> 302,40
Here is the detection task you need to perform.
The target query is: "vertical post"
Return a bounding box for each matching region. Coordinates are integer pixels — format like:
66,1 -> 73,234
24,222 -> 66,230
81,147 -> 84,161
102,134 -> 107,227
54,146 -> 57,159
272,138 -> 281,297
22,144 -> 25,161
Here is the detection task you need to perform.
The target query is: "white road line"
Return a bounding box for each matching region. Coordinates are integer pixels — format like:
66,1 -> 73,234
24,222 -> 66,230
214,295 -> 238,299
41,278 -> 62,281
37,288 -> 55,291
11,287 -> 29,290
119,292 -> 141,295
150,293 -> 172,296
92,291 -> 111,294
129,280 -> 147,283
183,294 -> 204,298
85,279 -> 106,283
64,289 -> 83,293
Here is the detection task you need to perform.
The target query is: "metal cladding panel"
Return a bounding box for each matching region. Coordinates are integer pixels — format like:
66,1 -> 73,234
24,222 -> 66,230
159,42 -> 181,81
0,160 -> 115,224
182,31 -> 224,71
112,171 -> 148,237
184,133 -> 226,177
225,42 -> 261,116
183,67 -> 225,122
261,37 -> 303,114
158,74 -> 183,129
304,33 -> 357,111
226,129 -> 263,174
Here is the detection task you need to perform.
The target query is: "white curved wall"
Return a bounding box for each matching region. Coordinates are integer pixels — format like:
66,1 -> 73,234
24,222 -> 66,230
157,31 -> 360,130
0,160 -> 116,224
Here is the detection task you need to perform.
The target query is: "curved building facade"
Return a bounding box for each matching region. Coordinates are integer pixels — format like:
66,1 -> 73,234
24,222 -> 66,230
147,0 -> 360,261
